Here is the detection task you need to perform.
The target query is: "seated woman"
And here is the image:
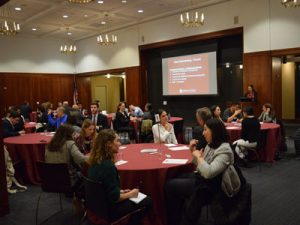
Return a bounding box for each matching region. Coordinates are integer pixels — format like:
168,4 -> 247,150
210,105 -> 224,123
165,118 -> 234,225
233,106 -> 260,159
114,102 -> 135,142
45,125 -> 87,187
88,129 -> 152,224
258,103 -> 276,123
152,109 -> 177,144
75,119 -> 96,154
142,103 -> 154,120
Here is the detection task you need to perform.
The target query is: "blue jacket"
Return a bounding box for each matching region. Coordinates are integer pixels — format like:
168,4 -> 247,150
47,114 -> 67,129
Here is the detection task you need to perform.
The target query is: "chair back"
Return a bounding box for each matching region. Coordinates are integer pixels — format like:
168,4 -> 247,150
141,119 -> 153,135
36,161 -> 71,193
211,183 -> 252,225
173,119 -> 184,143
84,176 -> 110,221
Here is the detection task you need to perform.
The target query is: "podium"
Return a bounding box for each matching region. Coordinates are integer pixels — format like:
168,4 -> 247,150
239,97 -> 260,117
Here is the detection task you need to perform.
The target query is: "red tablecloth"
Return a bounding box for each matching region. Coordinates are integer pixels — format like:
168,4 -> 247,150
24,122 -> 36,133
116,143 -> 194,225
226,122 -> 281,162
3,133 -> 53,184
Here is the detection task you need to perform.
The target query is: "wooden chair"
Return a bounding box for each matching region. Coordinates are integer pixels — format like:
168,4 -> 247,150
82,176 -> 144,225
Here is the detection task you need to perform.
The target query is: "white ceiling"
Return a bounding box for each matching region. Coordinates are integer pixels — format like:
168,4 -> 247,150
1,0 -> 231,41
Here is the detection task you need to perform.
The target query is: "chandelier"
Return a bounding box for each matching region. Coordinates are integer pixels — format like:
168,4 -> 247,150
281,0 -> 300,7
0,4 -> 20,35
68,0 -> 94,3
180,11 -> 204,27
60,44 -> 77,53
97,34 -> 117,46
96,14 -> 117,46
60,28 -> 77,53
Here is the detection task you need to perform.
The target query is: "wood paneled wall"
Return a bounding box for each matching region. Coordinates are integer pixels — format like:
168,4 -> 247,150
0,73 -> 74,116
124,66 -> 145,107
243,51 -> 273,116
76,76 -> 91,110
271,57 -> 282,119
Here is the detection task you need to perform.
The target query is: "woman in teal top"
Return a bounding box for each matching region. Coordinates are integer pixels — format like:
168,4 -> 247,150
88,129 -> 152,224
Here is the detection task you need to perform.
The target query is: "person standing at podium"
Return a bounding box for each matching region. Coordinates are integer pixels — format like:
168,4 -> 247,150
244,84 -> 257,102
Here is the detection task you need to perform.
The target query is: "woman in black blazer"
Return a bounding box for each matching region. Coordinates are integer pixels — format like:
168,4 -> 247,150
114,102 -> 135,142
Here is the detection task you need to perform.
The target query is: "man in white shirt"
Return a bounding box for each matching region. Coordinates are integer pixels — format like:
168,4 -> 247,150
129,105 -> 144,117
89,102 -> 109,131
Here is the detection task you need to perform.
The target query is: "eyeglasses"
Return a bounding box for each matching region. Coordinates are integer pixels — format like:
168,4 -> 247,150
161,114 -> 167,118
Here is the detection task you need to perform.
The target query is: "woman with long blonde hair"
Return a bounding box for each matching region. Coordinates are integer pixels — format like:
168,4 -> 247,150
75,119 -> 96,154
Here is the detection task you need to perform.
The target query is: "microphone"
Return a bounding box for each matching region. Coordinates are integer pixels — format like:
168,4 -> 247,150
154,114 -> 161,143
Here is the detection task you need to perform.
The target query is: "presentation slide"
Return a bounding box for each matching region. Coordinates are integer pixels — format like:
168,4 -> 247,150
162,52 -> 217,96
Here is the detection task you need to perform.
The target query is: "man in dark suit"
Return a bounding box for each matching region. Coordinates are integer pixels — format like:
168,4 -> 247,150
3,111 -> 25,138
19,101 -> 32,121
89,102 -> 109,131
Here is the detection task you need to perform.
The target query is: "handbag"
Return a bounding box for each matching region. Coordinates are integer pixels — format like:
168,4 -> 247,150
221,164 -> 241,197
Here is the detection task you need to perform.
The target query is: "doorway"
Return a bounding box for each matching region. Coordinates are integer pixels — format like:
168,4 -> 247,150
94,86 -> 108,111
90,75 -> 126,113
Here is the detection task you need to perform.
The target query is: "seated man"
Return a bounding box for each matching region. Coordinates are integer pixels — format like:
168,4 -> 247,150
47,107 -> 68,130
3,110 -> 25,138
234,106 -> 260,159
222,102 -> 242,123
129,104 -> 144,118
89,102 -> 109,131
14,107 -> 25,132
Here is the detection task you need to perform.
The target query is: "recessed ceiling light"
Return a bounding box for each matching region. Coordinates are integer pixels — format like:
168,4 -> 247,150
63,15 -> 68,18
67,32 -> 72,35
15,7 -> 22,11
32,28 -> 37,31
137,9 -> 143,13
101,21 -> 106,25
97,0 -> 104,3
121,0 -> 127,3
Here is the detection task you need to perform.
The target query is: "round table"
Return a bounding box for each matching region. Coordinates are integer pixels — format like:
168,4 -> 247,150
225,122 -> 281,162
4,133 -> 53,184
115,143 -> 194,225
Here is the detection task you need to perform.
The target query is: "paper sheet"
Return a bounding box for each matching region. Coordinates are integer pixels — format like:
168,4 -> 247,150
140,149 -> 158,153
165,144 -> 177,147
168,146 -> 189,151
226,127 -> 238,130
162,159 -> 188,164
115,160 -> 128,166
129,192 -> 147,204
